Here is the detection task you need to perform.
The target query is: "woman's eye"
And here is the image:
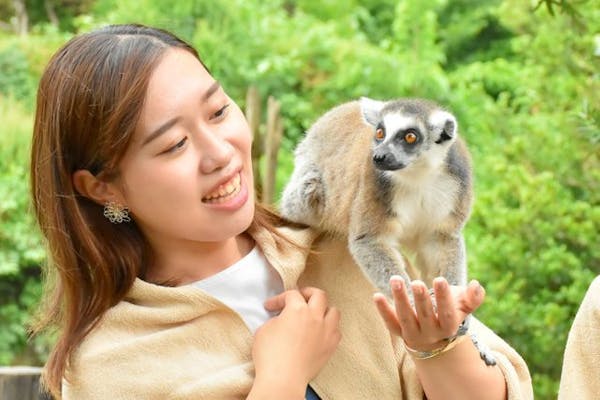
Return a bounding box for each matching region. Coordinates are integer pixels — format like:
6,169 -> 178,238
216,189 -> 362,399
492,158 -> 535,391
165,137 -> 187,154
211,104 -> 230,120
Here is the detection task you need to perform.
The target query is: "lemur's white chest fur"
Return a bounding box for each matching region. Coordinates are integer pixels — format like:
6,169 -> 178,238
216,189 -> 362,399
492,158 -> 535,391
387,169 -> 459,247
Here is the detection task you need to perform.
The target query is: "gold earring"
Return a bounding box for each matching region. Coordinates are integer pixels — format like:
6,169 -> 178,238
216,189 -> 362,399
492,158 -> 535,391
103,201 -> 131,224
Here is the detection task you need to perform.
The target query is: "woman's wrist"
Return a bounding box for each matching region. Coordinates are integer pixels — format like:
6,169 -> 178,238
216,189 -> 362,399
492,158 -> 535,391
410,335 -> 507,400
404,333 -> 470,360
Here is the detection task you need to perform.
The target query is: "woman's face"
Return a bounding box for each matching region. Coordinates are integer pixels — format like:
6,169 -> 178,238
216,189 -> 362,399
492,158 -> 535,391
116,48 -> 255,247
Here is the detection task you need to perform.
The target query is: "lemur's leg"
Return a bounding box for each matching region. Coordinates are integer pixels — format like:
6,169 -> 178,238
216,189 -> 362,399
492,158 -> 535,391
415,232 -> 467,287
348,233 -> 411,300
346,168 -> 414,299
280,162 -> 325,226
417,233 -> 496,365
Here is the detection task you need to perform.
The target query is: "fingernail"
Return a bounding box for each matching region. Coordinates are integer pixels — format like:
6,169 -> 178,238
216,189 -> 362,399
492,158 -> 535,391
434,278 -> 447,291
392,280 -> 403,291
412,284 -> 423,296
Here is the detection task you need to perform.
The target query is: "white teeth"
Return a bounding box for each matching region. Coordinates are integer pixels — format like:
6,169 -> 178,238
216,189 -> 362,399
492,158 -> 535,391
203,173 -> 242,203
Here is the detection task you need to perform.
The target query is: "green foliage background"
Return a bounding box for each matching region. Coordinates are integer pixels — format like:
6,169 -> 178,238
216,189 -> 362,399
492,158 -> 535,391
0,1 -> 598,398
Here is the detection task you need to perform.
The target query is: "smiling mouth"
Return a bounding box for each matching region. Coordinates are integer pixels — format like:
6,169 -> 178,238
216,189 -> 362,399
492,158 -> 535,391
202,173 -> 242,203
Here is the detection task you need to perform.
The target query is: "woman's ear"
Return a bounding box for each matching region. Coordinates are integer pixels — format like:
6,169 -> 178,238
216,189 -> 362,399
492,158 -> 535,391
72,169 -> 124,206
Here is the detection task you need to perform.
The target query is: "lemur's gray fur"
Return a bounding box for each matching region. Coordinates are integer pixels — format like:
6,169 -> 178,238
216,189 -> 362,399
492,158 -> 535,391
281,97 -> 496,366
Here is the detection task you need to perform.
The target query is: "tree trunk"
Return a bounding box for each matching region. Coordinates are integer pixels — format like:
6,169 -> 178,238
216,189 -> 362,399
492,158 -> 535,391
12,0 -> 28,36
245,86 -> 263,200
262,96 -> 283,205
44,0 -> 59,28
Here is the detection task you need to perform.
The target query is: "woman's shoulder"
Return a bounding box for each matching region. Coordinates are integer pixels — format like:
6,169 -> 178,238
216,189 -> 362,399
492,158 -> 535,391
586,275 -> 600,298
65,278 -> 252,397
72,279 -> 223,358
572,275 -> 600,321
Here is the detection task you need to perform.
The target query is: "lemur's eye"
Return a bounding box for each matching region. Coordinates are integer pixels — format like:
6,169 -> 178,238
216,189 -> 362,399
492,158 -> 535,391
404,131 -> 417,144
375,128 -> 385,141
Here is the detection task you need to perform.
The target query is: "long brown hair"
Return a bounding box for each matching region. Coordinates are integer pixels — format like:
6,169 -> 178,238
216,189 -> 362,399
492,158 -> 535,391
30,24 -> 288,398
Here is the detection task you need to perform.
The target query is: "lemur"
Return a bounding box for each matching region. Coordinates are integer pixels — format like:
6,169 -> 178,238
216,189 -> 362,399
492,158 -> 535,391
281,98 -> 497,365
281,97 -> 472,294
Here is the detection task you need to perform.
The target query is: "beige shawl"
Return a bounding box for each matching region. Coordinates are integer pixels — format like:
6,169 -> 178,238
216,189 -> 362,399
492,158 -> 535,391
559,276 -> 600,399
62,227 -> 533,399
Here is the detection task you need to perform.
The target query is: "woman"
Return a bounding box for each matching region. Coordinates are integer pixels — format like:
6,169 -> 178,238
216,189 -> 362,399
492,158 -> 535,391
30,24 -> 533,399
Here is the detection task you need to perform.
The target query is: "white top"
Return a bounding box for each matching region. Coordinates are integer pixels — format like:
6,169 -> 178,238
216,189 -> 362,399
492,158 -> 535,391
191,246 -> 284,334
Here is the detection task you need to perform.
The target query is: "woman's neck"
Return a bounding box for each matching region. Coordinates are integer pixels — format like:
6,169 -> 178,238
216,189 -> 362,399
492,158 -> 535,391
144,232 -> 255,286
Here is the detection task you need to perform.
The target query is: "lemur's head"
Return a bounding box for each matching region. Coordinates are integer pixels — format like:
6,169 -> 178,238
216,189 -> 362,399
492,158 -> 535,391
360,97 -> 457,172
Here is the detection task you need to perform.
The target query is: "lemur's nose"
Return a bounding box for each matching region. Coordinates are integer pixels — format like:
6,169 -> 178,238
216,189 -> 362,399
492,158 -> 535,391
373,153 -> 388,167
373,153 -> 385,162
373,153 -> 405,171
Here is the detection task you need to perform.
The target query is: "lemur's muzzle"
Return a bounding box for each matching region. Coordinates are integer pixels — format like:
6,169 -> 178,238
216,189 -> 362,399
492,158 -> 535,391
373,153 -> 405,171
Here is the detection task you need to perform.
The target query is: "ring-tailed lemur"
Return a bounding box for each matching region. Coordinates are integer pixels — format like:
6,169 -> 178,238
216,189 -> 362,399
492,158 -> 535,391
281,97 -> 496,365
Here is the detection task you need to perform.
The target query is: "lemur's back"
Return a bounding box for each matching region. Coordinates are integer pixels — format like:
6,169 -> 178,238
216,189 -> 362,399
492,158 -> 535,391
282,101 -> 372,236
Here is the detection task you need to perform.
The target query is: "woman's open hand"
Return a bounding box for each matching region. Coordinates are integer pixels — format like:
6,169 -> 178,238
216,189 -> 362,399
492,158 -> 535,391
373,277 -> 484,351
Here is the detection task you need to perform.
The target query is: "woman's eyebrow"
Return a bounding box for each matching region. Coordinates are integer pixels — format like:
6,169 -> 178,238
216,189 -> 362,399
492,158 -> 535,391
203,80 -> 221,102
142,116 -> 182,147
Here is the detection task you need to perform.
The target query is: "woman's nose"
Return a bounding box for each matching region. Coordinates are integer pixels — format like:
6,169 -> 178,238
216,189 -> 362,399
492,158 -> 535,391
199,133 -> 235,174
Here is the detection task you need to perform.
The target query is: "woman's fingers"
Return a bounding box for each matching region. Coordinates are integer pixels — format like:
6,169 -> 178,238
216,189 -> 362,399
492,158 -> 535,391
463,280 -> 485,312
300,287 -> 329,315
253,287 -> 341,385
264,287 -> 331,316
390,276 -> 420,338
411,280 -> 438,333
433,277 -> 460,338
264,289 -> 304,312
324,305 -> 342,340
373,293 -> 403,336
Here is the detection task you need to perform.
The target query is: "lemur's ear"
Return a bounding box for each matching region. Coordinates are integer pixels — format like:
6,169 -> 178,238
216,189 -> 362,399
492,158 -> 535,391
359,97 -> 385,127
430,110 -> 457,144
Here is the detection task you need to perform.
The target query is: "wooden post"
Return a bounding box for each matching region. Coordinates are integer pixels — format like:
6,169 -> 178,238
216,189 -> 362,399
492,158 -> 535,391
44,0 -> 59,28
245,86 -> 263,200
262,96 -> 283,205
12,0 -> 29,36
0,366 -> 51,399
